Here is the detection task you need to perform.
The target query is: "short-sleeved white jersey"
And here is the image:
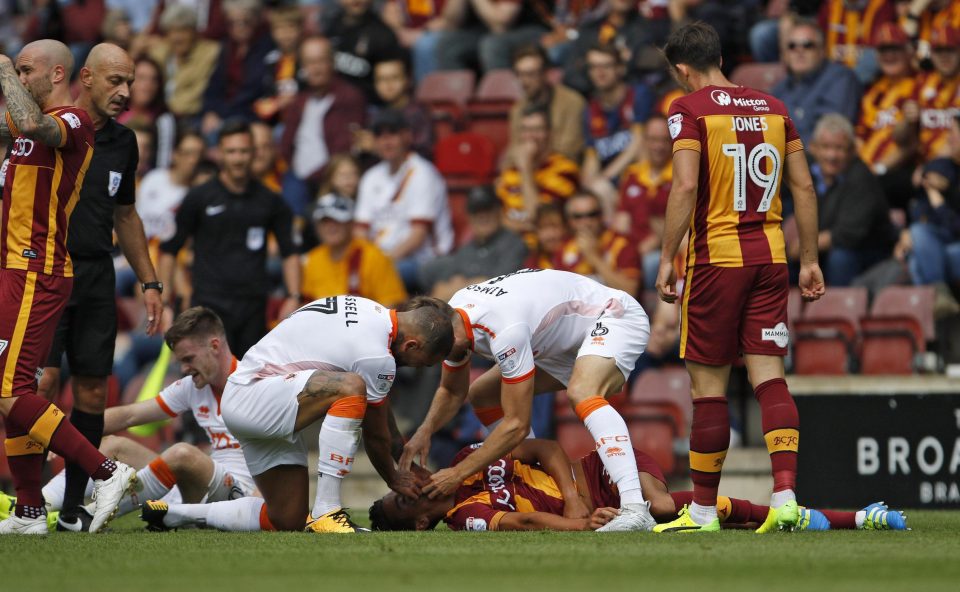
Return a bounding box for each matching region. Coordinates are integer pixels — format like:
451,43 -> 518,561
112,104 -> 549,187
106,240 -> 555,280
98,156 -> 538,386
354,152 -> 454,262
229,295 -> 398,405
446,269 -> 640,382
155,360 -> 246,470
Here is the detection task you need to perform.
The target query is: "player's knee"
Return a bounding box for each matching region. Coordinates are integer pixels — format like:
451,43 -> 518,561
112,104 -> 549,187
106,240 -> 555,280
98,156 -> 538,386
99,435 -> 123,457
267,507 -> 306,531
162,442 -> 202,471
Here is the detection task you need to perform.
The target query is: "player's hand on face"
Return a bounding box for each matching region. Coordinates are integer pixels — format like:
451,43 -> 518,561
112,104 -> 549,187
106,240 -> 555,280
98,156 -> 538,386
424,467 -> 462,499
399,431 -> 431,472
143,289 -> 164,336
562,495 -> 590,520
798,262 -> 826,302
656,260 -> 678,303
389,469 -> 422,500
588,507 -> 620,530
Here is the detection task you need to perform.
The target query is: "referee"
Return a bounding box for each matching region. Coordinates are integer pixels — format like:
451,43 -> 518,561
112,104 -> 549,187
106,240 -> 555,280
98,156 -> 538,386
36,44 -> 164,531
158,120 -> 302,357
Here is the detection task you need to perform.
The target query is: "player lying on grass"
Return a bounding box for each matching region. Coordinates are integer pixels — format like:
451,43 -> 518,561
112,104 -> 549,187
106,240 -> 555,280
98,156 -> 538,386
0,307 -> 257,530
369,439 -> 908,532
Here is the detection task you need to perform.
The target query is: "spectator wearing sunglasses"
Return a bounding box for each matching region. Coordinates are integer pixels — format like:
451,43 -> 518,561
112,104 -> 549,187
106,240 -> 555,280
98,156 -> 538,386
772,17 -> 862,145
553,192 -> 640,295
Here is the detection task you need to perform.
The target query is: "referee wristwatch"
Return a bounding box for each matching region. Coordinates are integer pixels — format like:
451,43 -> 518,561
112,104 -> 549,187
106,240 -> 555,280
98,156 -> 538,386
142,281 -> 164,294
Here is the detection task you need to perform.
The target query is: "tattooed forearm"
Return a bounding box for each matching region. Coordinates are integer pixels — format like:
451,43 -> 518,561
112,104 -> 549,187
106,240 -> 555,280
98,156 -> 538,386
0,113 -> 9,141
0,61 -> 62,146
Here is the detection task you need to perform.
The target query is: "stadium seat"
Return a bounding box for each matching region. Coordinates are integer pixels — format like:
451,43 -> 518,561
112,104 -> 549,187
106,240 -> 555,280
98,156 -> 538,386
630,367 -> 692,435
434,132 -> 498,184
729,63 -> 786,94
859,286 -> 935,375
792,287 -> 868,375
471,69 -> 522,107
416,70 -> 476,140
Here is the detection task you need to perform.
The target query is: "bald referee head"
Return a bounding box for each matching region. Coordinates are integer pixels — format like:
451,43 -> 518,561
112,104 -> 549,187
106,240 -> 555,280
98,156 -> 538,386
77,43 -> 135,129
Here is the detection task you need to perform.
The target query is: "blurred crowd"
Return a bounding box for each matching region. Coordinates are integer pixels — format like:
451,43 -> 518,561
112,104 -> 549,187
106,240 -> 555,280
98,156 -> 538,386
1,0 -> 958,425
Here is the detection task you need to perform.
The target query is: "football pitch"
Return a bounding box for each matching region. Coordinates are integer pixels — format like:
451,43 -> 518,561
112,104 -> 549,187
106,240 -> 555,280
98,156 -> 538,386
7,511 -> 959,592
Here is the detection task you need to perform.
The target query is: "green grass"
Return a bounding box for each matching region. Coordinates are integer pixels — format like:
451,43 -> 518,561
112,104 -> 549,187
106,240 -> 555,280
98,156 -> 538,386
6,511 -> 959,592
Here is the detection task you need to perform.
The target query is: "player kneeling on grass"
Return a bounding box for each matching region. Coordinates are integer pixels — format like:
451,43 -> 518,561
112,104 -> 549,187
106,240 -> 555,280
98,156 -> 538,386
1,307 -> 258,531
142,295 -> 454,533
369,439 -> 908,532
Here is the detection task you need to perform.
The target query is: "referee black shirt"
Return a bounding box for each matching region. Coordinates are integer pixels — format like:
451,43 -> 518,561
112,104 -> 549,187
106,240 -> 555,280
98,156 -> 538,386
67,118 -> 139,257
160,177 -> 296,299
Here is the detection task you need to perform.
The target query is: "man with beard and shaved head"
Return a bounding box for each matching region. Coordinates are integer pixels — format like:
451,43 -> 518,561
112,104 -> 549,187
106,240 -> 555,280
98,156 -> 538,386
34,43 -> 163,532
0,39 -> 137,535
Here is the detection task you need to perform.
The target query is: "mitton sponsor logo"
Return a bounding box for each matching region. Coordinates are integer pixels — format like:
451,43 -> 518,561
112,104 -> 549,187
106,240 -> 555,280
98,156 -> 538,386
711,89 -> 770,111
465,517 -> 487,531
761,322 -> 790,348
605,446 -> 626,458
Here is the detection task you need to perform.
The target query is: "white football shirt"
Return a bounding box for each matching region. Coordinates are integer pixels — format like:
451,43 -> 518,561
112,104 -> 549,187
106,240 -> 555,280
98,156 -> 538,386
229,295 -> 398,405
446,269 -> 638,382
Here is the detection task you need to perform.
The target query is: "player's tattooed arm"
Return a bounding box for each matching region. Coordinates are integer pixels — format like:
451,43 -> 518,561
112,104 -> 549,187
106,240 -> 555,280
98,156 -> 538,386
0,112 -> 9,140
0,57 -> 63,146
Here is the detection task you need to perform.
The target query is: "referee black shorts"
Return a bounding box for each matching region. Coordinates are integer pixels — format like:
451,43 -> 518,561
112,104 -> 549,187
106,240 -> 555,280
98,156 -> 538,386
46,255 -> 118,376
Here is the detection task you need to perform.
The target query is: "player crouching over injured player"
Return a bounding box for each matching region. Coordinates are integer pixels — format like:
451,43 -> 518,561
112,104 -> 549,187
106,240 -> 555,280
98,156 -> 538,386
0,307 -> 258,531
143,296 -> 454,533
369,439 -> 908,533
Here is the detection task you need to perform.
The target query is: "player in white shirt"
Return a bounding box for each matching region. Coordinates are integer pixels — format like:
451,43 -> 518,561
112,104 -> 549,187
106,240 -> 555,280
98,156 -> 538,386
148,295 -> 454,534
28,307 -> 256,531
353,110 -> 453,287
400,269 -> 659,532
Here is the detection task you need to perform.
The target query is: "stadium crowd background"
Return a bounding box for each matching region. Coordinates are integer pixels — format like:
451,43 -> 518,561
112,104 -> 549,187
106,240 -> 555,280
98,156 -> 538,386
1,0 -> 958,472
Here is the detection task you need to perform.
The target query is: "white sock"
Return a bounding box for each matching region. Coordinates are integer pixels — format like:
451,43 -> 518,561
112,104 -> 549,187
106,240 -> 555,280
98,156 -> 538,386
312,413 -> 363,517
581,403 -> 645,505
42,470 -> 94,511
689,501 -> 719,525
770,489 -> 796,508
855,510 -> 866,529
484,417 -> 535,438
205,497 -> 265,531
42,470 -> 67,511
120,464 -> 176,517
164,497 -> 266,530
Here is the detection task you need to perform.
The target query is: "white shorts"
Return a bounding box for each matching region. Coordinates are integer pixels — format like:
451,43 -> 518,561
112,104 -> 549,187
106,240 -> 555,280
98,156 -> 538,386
221,370 -> 314,476
536,299 -> 650,386
206,451 -> 257,501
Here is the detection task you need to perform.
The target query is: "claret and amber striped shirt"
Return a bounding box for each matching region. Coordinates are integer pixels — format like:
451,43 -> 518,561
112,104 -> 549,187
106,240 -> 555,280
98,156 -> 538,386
668,86 -> 802,268
0,106 -> 95,277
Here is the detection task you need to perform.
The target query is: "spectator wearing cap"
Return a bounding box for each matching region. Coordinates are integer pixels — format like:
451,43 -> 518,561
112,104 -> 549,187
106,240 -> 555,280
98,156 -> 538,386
419,186 -> 528,301
322,0 -> 402,103
354,109 -> 454,291
300,194 -> 408,307
895,114 -> 960,298
908,24 -> 960,163
147,4 -> 221,118
279,36 -> 367,217
509,44 -> 585,162
857,22 -> 919,208
554,192 -> 640,295
200,0 -> 277,137
772,17 -> 862,145
496,106 -> 579,239
798,114 -> 897,287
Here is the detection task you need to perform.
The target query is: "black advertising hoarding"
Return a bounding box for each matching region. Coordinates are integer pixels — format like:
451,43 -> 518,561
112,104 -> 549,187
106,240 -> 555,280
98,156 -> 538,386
796,394 -> 960,508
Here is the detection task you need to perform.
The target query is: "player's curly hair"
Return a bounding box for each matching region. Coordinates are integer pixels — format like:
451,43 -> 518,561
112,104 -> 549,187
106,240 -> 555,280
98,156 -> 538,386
369,499 -> 406,531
